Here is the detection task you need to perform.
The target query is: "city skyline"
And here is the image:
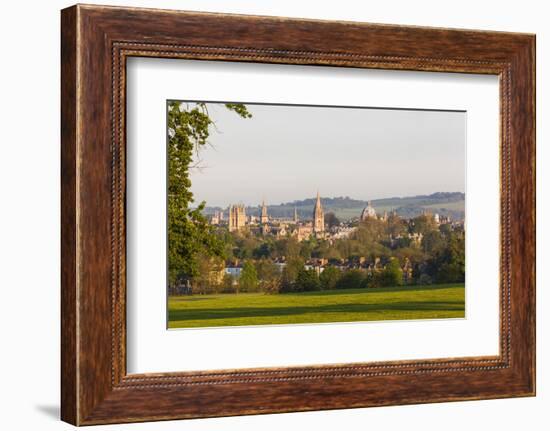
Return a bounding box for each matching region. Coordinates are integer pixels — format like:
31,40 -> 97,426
183,102 -> 466,207
209,187 -> 457,244
195,189 -> 464,209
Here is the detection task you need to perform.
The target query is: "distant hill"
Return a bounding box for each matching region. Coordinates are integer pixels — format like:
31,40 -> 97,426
203,192 -> 465,221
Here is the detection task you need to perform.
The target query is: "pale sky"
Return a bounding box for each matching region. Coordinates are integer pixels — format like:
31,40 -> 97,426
176,102 -> 465,207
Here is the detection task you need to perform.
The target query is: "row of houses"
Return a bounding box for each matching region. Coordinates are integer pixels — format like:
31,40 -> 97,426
224,256 -> 414,283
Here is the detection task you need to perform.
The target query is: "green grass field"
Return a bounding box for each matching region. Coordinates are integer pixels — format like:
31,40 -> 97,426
168,284 -> 465,329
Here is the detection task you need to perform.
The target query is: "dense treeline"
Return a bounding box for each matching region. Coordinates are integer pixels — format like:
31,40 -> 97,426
183,215 -> 465,295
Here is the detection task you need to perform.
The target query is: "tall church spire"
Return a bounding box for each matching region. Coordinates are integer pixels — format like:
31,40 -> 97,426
313,190 -> 324,234
260,198 -> 269,224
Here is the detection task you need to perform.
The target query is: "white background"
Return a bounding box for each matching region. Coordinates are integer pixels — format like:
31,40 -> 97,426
127,59 -> 499,373
0,1 -> 547,430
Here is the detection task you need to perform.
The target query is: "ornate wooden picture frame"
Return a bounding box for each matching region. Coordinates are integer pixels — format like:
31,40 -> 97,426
61,4 -> 535,425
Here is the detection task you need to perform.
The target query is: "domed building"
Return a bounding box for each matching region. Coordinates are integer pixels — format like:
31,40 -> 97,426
360,201 -> 377,221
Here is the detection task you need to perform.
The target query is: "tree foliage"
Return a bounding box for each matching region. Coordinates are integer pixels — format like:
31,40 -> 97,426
279,257 -> 305,292
319,266 -> 342,290
409,214 -> 437,235
371,258 -> 403,287
239,261 -> 259,292
255,259 -> 281,293
295,268 -> 321,292
336,269 -> 365,290
167,101 -> 251,287
325,212 -> 340,228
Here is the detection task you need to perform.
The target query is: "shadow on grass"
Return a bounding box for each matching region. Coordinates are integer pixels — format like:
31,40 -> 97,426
289,284 -> 463,297
169,284 -> 464,301
173,297 -> 212,302
168,300 -> 465,322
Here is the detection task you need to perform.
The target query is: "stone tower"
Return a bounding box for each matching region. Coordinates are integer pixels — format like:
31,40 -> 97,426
313,191 -> 325,233
260,199 -> 269,224
228,204 -> 246,232
294,206 -> 299,223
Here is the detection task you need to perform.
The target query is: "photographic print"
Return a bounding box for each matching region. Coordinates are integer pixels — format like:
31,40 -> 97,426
167,101 -> 466,329
60,7 -> 536,423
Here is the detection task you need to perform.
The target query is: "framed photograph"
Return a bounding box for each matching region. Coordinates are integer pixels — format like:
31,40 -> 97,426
61,4 -> 536,425
162,101 -> 467,330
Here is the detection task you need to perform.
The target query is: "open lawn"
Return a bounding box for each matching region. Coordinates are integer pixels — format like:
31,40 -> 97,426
168,283 -> 465,329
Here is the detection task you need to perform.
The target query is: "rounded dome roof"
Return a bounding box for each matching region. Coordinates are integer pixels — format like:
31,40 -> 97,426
360,202 -> 377,220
